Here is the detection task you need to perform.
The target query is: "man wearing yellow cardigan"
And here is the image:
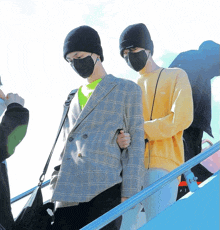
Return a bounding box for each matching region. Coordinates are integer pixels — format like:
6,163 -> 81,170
119,23 -> 193,229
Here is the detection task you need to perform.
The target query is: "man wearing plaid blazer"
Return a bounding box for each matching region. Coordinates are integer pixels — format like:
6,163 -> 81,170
50,25 -> 145,230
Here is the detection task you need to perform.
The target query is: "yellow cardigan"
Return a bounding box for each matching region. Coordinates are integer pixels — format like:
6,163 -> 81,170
137,67 -> 193,175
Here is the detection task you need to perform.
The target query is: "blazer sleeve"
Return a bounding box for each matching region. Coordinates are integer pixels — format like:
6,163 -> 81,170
144,70 -> 193,141
121,84 -> 145,198
0,103 -> 29,163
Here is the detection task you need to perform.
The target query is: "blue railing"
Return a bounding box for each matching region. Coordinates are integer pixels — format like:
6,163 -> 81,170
10,180 -> 50,204
11,141 -> 220,230
81,141 -> 219,229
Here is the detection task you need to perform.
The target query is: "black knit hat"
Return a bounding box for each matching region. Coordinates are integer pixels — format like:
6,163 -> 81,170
63,25 -> 104,62
119,23 -> 154,57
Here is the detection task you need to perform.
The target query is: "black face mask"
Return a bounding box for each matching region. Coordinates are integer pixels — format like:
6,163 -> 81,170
71,55 -> 97,78
125,50 -> 149,72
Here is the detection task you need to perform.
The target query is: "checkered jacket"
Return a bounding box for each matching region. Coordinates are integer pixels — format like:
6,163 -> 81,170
51,74 -> 145,203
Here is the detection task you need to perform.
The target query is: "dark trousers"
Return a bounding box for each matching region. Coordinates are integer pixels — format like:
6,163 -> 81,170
177,127 -> 213,200
183,126 -> 203,162
52,184 -> 122,230
0,163 -> 14,230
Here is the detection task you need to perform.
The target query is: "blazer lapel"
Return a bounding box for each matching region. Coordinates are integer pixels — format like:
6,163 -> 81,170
72,75 -> 117,131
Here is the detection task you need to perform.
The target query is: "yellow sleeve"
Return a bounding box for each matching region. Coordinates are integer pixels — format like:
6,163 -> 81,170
144,70 -> 193,141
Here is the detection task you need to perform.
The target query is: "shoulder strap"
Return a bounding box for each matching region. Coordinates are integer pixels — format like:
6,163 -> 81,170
64,89 -> 78,107
38,89 -> 78,186
150,68 -> 164,120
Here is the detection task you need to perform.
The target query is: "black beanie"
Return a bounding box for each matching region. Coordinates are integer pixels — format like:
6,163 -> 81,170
119,23 -> 154,57
63,25 -> 104,62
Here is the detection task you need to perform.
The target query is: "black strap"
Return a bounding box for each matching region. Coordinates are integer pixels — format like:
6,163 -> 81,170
38,89 -> 78,186
149,68 -> 164,120
145,68 -> 164,144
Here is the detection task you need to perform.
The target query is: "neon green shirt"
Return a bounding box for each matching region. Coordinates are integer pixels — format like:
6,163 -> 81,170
78,78 -> 102,110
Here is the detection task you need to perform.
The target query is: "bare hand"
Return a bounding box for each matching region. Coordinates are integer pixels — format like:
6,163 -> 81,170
121,197 -> 128,203
5,93 -> 25,107
117,130 -> 131,149
0,89 -> 5,100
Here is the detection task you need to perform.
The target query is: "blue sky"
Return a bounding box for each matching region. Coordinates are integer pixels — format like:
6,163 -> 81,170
0,0 -> 219,218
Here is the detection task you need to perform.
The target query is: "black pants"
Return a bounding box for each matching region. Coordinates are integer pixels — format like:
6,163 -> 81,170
183,126 -> 203,162
0,163 -> 15,230
177,127 -> 213,200
52,184 -> 122,230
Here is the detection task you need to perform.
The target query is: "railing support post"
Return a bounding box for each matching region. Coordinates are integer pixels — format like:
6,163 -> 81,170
183,169 -> 199,192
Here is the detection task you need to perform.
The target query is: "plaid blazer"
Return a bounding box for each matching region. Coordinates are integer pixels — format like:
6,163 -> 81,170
51,74 -> 145,203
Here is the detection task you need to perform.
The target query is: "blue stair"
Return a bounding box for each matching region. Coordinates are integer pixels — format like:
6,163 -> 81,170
139,171 -> 219,230
11,141 -> 220,229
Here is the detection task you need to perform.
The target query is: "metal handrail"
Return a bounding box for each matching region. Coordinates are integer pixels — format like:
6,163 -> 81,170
10,141 -> 219,229
10,180 -> 50,204
81,141 -> 220,230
